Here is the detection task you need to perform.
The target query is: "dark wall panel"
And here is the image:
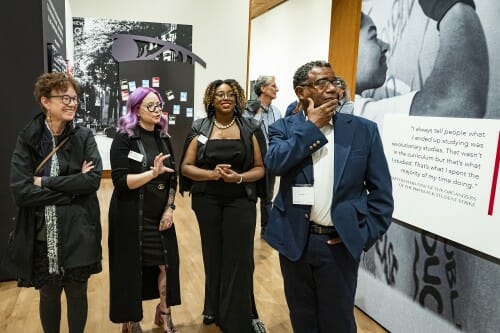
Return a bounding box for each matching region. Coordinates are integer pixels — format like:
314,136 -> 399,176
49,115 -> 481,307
0,2 -> 45,280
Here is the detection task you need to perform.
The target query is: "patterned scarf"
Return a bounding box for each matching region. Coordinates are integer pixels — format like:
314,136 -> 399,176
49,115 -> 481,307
44,121 -> 60,274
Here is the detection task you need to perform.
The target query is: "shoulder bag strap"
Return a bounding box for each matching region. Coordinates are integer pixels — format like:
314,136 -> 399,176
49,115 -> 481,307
34,136 -> 70,175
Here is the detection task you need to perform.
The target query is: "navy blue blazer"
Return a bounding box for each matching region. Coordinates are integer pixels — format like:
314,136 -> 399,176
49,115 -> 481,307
263,112 -> 393,262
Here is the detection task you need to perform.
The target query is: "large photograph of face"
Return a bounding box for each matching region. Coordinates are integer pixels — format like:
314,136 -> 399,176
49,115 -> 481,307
356,0 -> 499,120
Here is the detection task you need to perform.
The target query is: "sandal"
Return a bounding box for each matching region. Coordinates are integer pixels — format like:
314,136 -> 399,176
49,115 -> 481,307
155,304 -> 178,333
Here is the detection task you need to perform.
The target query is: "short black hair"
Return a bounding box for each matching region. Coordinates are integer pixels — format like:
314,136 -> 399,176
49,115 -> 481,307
293,60 -> 331,88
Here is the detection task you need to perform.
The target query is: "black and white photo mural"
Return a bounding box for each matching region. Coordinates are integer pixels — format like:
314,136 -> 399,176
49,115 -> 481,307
354,1 -> 500,332
72,17 -> 196,168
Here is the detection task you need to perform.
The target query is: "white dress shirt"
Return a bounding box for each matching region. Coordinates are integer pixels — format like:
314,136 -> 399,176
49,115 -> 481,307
309,120 -> 335,226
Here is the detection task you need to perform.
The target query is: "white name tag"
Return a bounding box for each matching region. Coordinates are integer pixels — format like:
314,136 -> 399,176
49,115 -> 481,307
128,150 -> 144,162
198,134 -> 208,144
292,185 -> 314,205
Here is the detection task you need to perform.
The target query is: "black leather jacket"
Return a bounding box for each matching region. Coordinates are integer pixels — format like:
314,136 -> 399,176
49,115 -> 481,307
179,115 -> 268,202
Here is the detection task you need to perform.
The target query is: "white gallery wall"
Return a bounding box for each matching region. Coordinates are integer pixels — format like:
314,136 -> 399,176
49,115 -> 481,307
248,0 -> 332,113
68,0 -> 250,119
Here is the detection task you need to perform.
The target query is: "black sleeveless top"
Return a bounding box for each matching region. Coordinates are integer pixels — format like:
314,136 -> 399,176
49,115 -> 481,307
200,139 -> 246,198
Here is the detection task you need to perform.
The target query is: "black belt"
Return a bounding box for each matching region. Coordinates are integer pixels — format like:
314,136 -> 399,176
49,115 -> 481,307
309,222 -> 338,237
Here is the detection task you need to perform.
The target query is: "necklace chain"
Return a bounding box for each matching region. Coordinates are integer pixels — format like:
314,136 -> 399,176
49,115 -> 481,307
214,117 -> 236,130
45,120 -> 63,135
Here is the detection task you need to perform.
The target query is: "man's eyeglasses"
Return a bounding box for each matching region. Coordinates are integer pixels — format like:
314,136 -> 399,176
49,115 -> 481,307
214,91 -> 236,100
143,103 -> 164,113
49,95 -> 79,105
300,77 -> 345,90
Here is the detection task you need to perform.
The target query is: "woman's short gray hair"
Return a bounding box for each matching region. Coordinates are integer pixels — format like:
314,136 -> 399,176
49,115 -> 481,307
253,75 -> 275,97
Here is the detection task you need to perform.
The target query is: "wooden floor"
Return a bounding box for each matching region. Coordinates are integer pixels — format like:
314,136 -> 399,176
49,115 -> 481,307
0,179 -> 387,333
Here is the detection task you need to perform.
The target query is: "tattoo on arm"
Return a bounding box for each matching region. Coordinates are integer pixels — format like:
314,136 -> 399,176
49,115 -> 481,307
167,188 -> 176,207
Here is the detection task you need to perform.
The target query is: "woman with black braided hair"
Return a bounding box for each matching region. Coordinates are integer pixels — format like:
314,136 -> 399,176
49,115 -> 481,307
180,79 -> 267,333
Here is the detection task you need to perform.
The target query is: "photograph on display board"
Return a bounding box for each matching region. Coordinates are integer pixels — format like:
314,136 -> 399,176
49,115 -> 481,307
354,1 -> 500,332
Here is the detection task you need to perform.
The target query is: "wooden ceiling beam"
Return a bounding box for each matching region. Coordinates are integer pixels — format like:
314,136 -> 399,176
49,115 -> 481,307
250,0 -> 287,19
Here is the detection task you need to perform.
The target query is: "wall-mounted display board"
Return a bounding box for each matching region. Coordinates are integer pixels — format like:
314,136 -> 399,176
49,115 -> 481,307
72,17 -> 195,169
0,0 -> 67,281
354,1 -> 500,332
118,61 -> 195,161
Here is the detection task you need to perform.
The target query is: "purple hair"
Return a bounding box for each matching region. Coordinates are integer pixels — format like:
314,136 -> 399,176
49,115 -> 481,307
118,87 -> 168,137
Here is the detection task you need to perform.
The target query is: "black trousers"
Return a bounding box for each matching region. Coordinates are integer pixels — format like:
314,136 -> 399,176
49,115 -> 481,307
39,281 -> 88,333
192,193 -> 256,333
280,233 -> 359,333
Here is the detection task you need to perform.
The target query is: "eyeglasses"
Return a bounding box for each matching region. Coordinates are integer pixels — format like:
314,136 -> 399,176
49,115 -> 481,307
214,91 -> 236,100
49,95 -> 79,105
300,77 -> 345,90
143,103 -> 164,113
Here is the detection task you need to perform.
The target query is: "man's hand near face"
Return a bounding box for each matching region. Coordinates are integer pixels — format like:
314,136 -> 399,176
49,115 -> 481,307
305,97 -> 338,128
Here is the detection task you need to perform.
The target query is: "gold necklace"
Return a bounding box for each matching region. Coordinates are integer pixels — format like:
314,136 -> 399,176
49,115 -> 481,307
214,117 -> 235,130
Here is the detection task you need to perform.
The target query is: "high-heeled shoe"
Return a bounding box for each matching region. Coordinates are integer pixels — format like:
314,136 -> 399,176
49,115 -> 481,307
154,304 -> 178,333
203,314 -> 215,325
121,321 -> 143,333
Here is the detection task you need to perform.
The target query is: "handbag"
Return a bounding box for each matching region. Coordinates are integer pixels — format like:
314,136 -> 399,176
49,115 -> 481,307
34,136 -> 70,174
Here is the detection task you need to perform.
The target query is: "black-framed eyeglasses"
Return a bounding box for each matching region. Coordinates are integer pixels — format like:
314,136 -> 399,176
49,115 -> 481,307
214,91 -> 236,100
299,77 -> 345,90
143,103 -> 164,113
49,95 -> 79,105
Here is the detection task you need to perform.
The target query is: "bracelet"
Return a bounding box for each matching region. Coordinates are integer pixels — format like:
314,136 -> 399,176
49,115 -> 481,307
237,175 -> 243,184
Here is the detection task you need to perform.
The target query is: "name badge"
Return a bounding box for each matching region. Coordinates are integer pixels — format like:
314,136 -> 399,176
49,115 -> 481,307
128,150 -> 144,162
198,134 -> 208,144
292,185 -> 314,205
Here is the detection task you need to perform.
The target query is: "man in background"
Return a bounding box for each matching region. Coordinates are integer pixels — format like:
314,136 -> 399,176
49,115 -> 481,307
244,75 -> 282,237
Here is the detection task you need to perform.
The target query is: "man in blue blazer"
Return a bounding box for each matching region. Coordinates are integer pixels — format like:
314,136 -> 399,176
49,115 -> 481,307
264,60 -> 394,333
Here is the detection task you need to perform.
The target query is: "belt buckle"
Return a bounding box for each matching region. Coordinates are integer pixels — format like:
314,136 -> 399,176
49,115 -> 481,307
310,223 -> 334,235
157,184 -> 165,190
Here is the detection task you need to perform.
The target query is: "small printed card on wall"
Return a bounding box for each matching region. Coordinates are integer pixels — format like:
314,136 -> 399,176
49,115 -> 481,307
142,79 -> 150,88
173,105 -> 180,115
186,107 -> 193,117
120,80 -> 128,90
121,90 -> 129,101
152,77 -> 160,87
168,115 -> 176,125
128,81 -> 136,92
180,91 -> 188,102
165,90 -> 175,101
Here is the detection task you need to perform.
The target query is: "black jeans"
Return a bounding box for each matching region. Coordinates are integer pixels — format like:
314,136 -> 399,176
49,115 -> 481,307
39,281 -> 88,333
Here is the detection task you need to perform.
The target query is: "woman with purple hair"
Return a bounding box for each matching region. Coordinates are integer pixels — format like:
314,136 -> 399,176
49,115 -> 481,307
108,87 -> 180,333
